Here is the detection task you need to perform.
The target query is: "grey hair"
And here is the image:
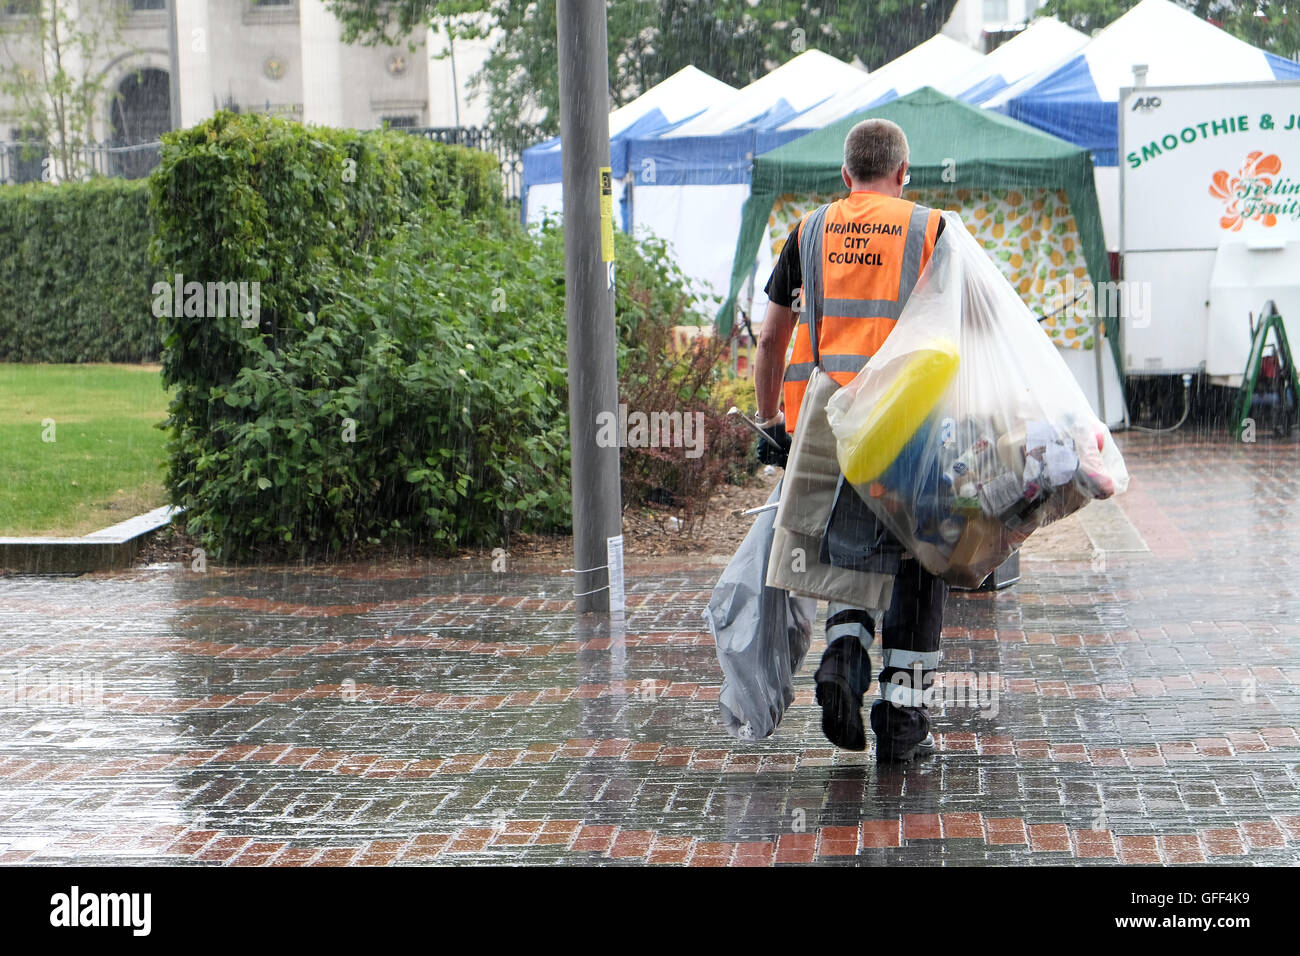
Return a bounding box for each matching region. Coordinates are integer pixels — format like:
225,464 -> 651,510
843,118 -> 909,183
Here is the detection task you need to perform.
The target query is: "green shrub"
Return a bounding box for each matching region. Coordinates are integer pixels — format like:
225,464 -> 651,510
154,112 -> 746,560
576,230 -> 753,521
0,118 -> 501,366
173,213 -> 745,561
150,111 -> 501,402
0,178 -> 156,362
177,211 -> 572,559
151,112 -> 504,553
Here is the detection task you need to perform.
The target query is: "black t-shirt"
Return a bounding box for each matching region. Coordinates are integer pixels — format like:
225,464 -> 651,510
764,207 -> 945,308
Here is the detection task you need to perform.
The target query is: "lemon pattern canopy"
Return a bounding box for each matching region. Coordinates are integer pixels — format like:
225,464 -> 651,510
766,188 -> 1098,350
722,88 -> 1115,381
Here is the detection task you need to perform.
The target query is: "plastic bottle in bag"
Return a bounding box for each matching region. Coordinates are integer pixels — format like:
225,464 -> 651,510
825,211 -> 1129,588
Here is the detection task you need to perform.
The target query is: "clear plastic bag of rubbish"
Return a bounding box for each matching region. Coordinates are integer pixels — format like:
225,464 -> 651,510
825,211 -> 1129,589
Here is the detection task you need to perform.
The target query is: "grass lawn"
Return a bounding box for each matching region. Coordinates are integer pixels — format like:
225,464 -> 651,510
0,364 -> 170,536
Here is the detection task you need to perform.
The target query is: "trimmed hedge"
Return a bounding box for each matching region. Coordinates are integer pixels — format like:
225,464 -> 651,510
151,113 -> 504,553
0,116 -> 501,366
150,112 -> 522,558
177,211 -> 572,558
0,178 -> 156,363
150,111 -> 501,395
154,111 -> 741,562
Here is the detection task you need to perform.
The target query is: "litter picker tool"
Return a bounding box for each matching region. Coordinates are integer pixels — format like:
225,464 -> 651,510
727,406 -> 783,449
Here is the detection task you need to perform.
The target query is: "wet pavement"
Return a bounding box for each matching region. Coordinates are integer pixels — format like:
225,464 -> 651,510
1,432 -> 1298,866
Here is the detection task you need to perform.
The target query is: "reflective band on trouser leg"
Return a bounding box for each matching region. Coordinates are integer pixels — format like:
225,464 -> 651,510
880,674 -> 929,708
877,561 -> 946,708
826,602 -> 874,651
880,648 -> 940,670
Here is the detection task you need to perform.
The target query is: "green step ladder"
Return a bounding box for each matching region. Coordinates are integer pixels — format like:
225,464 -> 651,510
1232,301 -> 1299,441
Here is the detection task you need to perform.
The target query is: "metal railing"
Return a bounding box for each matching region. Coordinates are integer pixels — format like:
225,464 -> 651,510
405,124 -> 549,203
0,141 -> 162,185
0,126 -> 545,196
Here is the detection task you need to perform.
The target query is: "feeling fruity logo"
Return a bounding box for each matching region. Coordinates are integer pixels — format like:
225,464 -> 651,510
1209,151 -> 1300,230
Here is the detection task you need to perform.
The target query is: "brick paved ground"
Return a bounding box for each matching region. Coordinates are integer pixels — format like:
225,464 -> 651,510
1,432 -> 1298,866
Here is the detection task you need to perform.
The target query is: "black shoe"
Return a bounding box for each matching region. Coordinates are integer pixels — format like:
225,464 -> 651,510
875,731 -> 936,764
813,635 -> 872,752
870,701 -> 934,763
815,677 -> 867,751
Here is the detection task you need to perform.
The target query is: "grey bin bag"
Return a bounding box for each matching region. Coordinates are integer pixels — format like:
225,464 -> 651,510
705,482 -> 817,740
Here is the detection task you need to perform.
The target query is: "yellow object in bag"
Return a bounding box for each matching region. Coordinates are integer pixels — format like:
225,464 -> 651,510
839,339 -> 960,485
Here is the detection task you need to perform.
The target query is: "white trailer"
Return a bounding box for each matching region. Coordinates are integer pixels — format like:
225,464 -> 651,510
1119,79 -> 1300,384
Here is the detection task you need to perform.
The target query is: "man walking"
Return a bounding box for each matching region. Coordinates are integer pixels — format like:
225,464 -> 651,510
753,118 -> 951,762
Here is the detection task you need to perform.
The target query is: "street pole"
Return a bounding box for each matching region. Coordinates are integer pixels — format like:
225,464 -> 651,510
557,0 -> 622,614
166,0 -> 181,130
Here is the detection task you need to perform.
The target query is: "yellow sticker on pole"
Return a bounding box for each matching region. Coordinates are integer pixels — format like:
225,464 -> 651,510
599,166 -> 615,262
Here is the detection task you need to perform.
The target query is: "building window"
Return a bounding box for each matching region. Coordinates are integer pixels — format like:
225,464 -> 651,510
123,0 -> 167,24
244,0 -> 297,25
381,116 -> 418,130
5,127 -> 46,185
2,1 -> 36,16
983,0 -> 1009,23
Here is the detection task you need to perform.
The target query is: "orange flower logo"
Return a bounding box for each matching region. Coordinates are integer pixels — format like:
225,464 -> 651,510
1210,151 -> 1283,230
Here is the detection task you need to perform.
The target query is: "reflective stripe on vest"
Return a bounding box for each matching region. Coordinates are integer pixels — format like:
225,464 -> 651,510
782,194 -> 941,433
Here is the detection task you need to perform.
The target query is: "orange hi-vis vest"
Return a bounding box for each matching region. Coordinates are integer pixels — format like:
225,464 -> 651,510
783,191 -> 942,433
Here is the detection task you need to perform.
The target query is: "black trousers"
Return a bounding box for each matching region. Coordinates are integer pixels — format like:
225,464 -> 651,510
817,557 -> 948,703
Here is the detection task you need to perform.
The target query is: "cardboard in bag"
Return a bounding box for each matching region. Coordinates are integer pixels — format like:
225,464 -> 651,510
945,515 -> 1015,588
768,367 -> 894,613
774,369 -> 843,540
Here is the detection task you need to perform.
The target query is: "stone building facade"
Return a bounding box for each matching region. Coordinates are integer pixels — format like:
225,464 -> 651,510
943,0 -> 1051,52
0,0 -> 491,149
